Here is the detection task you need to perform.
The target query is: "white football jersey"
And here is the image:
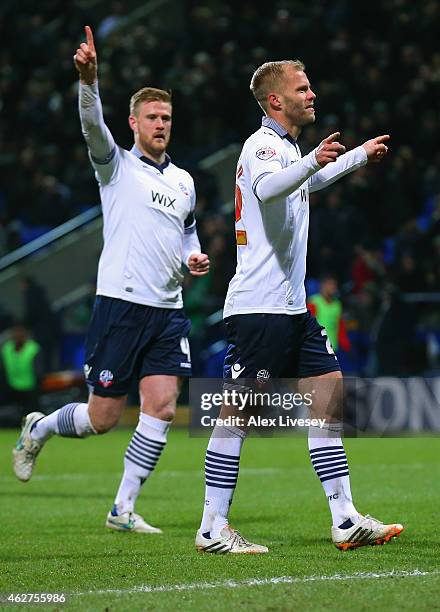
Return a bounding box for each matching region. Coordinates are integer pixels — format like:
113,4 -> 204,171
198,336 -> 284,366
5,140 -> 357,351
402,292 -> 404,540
93,146 -> 196,308
223,117 -> 367,318
224,117 -> 311,317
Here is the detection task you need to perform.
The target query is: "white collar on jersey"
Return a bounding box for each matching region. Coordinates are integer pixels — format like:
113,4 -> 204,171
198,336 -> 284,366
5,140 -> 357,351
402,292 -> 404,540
261,116 -> 297,144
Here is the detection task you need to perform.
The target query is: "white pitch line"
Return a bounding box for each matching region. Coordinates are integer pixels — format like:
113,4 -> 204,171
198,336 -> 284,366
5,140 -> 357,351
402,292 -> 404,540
2,462 -> 433,483
0,472 -> 121,482
0,467 -> 282,483
78,569 -> 440,596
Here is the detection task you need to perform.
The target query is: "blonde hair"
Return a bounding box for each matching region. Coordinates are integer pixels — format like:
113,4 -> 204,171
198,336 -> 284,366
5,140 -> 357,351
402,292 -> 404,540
129,87 -> 172,116
250,60 -> 305,111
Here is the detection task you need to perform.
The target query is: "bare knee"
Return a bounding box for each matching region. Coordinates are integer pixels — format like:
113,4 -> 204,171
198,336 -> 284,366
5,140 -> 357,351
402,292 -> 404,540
327,370 -> 343,381
88,395 -> 126,434
146,402 -> 176,422
139,375 -> 181,422
141,392 -> 178,422
300,370 -> 343,420
91,412 -> 119,434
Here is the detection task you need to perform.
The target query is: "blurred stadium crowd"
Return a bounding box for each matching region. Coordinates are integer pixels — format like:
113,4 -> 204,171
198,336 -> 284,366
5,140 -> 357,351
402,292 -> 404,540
0,0 -> 439,389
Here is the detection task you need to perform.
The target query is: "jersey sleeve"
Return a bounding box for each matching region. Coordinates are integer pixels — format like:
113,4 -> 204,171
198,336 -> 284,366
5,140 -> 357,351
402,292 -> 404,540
308,146 -> 368,193
247,135 -> 320,204
183,175 -> 201,265
79,81 -> 122,185
246,137 -> 285,198
184,175 -> 197,234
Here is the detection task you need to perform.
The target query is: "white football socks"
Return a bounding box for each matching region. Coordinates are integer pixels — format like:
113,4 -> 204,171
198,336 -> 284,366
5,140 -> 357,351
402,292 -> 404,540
308,423 -> 360,527
113,412 -> 170,515
200,423 -> 246,538
30,403 -> 95,441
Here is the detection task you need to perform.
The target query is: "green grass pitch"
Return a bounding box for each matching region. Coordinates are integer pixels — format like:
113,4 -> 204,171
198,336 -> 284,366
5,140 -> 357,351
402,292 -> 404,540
1,428 -> 439,610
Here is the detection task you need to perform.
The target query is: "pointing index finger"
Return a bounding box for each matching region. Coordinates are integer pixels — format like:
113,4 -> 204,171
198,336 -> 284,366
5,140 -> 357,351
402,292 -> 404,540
325,132 -> 340,143
375,134 -> 390,144
85,25 -> 95,53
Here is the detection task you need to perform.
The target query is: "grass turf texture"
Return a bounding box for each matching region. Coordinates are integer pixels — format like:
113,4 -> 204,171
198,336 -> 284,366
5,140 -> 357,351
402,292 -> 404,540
1,429 -> 439,611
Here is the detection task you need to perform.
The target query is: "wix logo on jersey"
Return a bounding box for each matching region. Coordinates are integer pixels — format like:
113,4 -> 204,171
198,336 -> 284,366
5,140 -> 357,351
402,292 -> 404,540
151,190 -> 176,209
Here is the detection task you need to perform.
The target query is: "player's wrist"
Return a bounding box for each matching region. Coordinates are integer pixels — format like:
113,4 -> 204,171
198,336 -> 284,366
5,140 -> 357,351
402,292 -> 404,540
358,145 -> 369,164
80,76 -> 97,86
79,70 -> 98,85
309,148 -> 322,170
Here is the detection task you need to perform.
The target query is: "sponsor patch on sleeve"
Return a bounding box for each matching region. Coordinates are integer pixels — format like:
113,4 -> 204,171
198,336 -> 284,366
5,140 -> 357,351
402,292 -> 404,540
236,230 -> 247,245
256,146 -> 277,160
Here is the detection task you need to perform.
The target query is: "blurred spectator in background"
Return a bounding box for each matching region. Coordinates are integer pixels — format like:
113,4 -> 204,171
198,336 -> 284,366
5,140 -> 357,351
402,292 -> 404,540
20,277 -> 60,371
307,276 -> 351,354
396,254 -> 427,292
371,285 -> 421,376
308,187 -> 366,282
96,2 -> 124,40
351,244 -> 386,294
0,322 -> 44,420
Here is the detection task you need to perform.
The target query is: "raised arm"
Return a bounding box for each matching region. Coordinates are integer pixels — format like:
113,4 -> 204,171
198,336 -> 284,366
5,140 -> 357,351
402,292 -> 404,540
74,26 -> 118,184
256,132 -> 346,204
308,134 -> 390,193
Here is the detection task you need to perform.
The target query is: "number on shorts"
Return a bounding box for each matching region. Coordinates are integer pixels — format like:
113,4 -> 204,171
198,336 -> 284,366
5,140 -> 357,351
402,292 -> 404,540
321,329 -> 335,355
180,337 -> 191,362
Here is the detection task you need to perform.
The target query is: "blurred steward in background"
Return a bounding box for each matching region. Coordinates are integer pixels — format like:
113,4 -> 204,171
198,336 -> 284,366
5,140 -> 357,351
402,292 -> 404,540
307,276 -> 351,354
0,323 -> 44,418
